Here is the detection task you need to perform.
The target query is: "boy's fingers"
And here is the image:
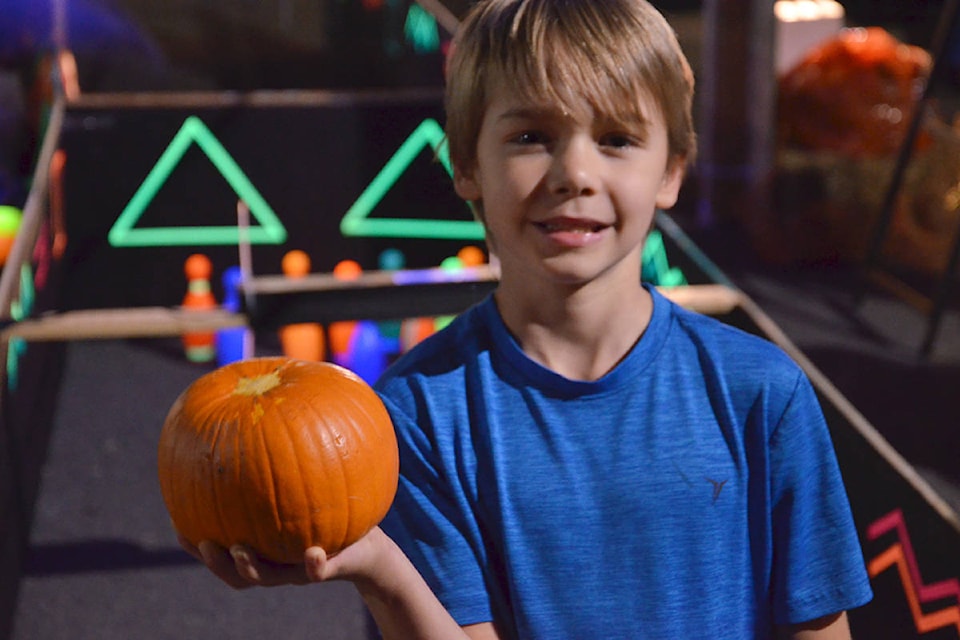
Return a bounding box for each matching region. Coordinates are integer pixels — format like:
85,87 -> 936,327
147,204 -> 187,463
190,539 -> 316,588
230,545 -> 315,586
198,541 -> 253,590
304,546 -> 331,582
229,546 -> 261,582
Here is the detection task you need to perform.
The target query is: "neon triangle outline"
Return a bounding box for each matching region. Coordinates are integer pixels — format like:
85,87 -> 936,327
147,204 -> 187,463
108,116 -> 288,247
339,118 -> 484,241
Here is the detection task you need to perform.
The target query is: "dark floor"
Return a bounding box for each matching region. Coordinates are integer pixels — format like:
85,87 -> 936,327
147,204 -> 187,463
10,337 -> 378,640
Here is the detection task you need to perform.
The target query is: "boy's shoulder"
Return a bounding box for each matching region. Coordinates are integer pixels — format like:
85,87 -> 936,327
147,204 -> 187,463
661,289 -> 789,355
376,297 -> 492,388
654,292 -> 815,425
655,287 -> 803,384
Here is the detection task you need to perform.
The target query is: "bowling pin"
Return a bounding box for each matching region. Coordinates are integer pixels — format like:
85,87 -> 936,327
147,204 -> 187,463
278,250 -> 325,361
457,245 -> 486,267
329,260 -> 362,366
346,319 -> 388,384
215,266 -> 250,366
376,248 -> 406,357
182,253 -> 217,363
399,316 -> 436,353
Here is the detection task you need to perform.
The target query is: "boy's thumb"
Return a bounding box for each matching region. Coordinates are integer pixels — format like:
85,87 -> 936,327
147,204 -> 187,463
304,546 -> 334,582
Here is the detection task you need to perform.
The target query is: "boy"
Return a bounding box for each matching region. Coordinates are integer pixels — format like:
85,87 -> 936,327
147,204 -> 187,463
189,0 -> 873,637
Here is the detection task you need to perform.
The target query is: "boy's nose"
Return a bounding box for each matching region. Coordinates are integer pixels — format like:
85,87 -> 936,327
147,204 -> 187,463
547,138 -> 600,197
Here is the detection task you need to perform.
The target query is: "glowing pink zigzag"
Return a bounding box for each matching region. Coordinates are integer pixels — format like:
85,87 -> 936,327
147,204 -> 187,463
867,508 -> 960,606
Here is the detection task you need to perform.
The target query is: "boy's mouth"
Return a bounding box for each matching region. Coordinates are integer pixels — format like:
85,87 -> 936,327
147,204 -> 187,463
535,218 -> 607,234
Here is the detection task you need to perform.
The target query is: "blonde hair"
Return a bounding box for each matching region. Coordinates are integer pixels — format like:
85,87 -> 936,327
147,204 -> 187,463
444,0 -> 696,175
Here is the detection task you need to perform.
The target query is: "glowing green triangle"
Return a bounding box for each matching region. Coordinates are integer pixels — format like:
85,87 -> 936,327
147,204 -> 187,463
108,116 -> 287,247
641,229 -> 686,286
404,4 -> 440,53
339,118 -> 484,241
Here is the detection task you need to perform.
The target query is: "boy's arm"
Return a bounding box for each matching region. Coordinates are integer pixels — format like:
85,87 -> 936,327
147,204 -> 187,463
182,527 -> 500,640
333,528 -> 500,640
462,622 -> 501,639
778,612 -> 852,640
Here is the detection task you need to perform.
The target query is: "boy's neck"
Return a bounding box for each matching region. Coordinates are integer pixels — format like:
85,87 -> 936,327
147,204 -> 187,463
493,275 -> 653,382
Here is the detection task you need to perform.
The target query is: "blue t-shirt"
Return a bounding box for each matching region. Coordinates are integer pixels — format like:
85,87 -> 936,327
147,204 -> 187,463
376,286 -> 872,639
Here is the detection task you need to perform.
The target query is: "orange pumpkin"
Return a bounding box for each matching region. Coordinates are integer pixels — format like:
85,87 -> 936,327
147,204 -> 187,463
157,357 -> 399,564
777,27 -> 932,158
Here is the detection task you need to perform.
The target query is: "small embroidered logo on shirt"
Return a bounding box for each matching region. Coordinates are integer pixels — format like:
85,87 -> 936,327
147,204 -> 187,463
707,478 -> 727,503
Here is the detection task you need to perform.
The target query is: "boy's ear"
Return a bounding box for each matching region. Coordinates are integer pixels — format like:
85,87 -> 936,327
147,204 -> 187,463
453,166 -> 482,202
655,156 -> 686,210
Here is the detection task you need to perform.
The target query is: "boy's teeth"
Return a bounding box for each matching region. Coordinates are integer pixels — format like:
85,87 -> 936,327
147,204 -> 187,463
541,221 -> 602,232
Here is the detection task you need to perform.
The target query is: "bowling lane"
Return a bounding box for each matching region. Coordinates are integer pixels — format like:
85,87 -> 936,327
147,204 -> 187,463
11,337 -> 377,640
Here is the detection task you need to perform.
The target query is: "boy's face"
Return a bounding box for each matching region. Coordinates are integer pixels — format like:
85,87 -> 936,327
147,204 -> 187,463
454,83 -> 684,290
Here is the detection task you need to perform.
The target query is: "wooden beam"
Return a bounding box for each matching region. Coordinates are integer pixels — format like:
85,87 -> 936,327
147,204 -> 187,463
0,283 -> 741,343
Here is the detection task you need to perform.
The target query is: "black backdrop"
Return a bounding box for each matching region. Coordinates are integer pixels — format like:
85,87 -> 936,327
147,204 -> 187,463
58,93 -> 487,311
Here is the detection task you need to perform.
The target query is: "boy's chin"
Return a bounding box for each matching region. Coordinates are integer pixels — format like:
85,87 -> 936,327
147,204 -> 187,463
529,258 -> 644,290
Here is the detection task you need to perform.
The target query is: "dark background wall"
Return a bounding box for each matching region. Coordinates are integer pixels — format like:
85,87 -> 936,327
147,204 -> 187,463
1,0 -> 953,94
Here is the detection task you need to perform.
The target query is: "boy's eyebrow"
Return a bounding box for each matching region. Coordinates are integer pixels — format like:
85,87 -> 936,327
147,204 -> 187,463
495,105 -> 651,128
495,106 -> 568,122
599,111 -> 651,133
493,105 -> 653,138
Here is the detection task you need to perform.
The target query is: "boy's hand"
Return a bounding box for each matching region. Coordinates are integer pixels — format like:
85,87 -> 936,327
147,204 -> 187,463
178,528 -> 481,639
176,528 -> 388,589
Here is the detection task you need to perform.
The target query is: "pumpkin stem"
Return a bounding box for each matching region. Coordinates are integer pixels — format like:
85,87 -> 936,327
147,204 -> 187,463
234,371 -> 282,396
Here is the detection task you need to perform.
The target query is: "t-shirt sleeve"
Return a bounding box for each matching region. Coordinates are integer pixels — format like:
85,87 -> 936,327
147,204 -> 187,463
769,372 -> 874,624
377,392 -> 496,627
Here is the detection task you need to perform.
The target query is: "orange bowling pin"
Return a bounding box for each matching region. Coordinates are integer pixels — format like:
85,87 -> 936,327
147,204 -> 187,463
182,253 -> 217,363
278,250 -> 325,361
400,316 -> 436,353
328,260 -> 362,365
457,245 -> 486,267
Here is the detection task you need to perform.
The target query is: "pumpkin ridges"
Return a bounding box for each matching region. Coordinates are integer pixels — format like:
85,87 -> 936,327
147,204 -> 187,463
219,397 -> 265,555
164,388 -> 230,551
288,362 -> 395,553
335,385 -> 398,546
163,373 -> 253,552
158,357 -> 398,563
268,392 -> 322,561
296,392 -> 350,553
285,413 -> 318,556
250,388 -> 286,556
207,390 -> 252,550
250,375 -> 308,560
325,373 -> 369,549
209,399 -> 245,551
250,361 -> 367,556
333,371 -> 391,547
157,396 -> 183,529
160,392 -> 208,548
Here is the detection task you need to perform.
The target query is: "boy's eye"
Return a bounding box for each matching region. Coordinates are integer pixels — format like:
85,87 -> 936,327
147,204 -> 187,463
511,131 -> 547,145
599,133 -> 639,149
